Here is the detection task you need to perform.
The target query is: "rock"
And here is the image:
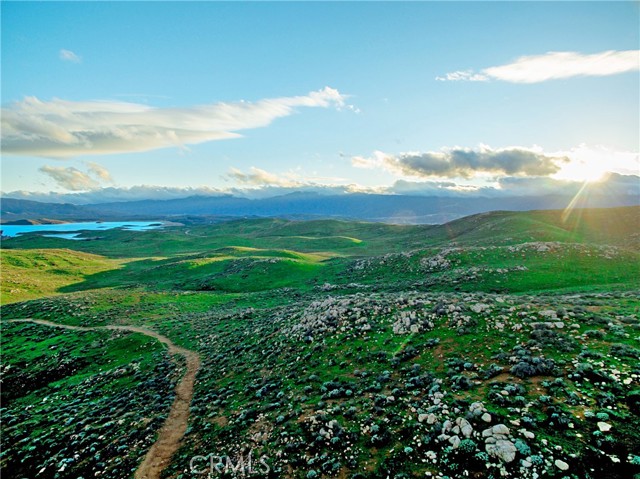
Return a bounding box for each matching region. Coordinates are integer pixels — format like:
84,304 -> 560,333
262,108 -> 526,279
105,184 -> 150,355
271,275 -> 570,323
471,303 -> 489,313
481,412 -> 492,423
520,429 -> 535,439
470,401 -> 485,416
442,420 -> 453,432
486,439 -> 517,463
449,435 -> 461,449
522,459 -> 532,468
418,413 -> 429,423
427,413 -> 437,425
597,421 -> 612,432
492,424 -> 510,436
459,419 -> 473,438
555,459 -> 569,471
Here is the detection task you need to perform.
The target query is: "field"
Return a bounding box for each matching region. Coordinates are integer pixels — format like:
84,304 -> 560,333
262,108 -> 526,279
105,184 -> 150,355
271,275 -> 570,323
1,206 -> 639,479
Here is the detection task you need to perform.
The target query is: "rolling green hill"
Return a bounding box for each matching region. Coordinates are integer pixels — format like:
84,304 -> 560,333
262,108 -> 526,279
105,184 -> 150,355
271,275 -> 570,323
0,249 -> 123,304
2,207 -> 638,300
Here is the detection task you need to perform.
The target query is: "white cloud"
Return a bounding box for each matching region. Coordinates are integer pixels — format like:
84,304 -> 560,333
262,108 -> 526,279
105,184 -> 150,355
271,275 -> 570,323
435,71 -> 488,82
59,49 -> 81,63
39,166 -> 102,191
39,162 -> 114,191
86,162 -> 114,183
226,167 -> 303,188
351,151 -> 389,169
1,87 -> 349,158
438,50 -> 640,83
353,145 -> 568,179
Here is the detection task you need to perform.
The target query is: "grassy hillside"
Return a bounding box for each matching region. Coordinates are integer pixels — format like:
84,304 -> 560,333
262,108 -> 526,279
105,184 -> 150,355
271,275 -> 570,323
1,321 -> 178,478
1,206 -> 639,479
441,207 -> 640,248
3,211 -> 637,299
0,249 -> 121,304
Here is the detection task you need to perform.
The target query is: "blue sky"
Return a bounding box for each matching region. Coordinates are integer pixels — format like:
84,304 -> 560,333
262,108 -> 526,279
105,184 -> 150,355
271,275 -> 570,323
2,1 -> 638,202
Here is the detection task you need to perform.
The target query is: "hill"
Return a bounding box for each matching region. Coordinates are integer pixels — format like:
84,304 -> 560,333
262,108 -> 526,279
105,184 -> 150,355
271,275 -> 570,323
0,198 -> 104,222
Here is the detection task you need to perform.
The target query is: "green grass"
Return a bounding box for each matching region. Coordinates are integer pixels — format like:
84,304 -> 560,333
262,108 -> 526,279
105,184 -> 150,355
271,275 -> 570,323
0,249 -> 122,304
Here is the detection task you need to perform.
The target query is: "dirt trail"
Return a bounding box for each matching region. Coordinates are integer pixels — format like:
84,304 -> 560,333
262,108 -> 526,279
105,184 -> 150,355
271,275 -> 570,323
9,318 -> 201,479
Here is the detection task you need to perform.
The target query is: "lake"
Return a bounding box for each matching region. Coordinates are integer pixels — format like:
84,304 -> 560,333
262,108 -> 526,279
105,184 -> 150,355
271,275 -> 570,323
0,221 -> 167,239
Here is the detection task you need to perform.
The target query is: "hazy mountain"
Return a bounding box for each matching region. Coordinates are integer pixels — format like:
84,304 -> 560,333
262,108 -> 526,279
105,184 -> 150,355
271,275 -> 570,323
2,181 -> 639,224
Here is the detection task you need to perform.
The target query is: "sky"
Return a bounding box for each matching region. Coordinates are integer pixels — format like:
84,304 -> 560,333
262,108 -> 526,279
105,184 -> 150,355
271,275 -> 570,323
1,1 -> 639,203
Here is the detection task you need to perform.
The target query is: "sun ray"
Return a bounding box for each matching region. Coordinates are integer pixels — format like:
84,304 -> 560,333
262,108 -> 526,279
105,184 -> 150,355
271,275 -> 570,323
561,180 -> 591,225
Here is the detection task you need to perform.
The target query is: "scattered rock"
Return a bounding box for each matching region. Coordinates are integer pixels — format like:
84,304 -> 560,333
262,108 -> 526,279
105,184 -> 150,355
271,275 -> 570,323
491,424 -> 510,436
486,439 -> 517,463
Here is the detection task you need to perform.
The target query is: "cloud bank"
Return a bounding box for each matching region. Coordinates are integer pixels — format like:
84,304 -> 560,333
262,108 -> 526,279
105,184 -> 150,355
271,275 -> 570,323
4,173 -> 638,205
352,146 -> 568,179
438,50 -> 640,83
226,167 -> 303,188
1,87 -> 348,158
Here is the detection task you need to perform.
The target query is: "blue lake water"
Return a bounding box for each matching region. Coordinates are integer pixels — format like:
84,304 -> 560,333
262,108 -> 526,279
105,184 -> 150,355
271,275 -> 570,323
0,221 -> 166,239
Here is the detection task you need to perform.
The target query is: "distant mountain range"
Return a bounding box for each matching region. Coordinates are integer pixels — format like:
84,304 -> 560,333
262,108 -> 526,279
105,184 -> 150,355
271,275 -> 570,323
2,189 -> 638,224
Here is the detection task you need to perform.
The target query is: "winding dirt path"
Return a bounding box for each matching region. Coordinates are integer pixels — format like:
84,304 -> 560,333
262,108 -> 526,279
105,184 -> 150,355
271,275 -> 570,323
9,318 -> 201,479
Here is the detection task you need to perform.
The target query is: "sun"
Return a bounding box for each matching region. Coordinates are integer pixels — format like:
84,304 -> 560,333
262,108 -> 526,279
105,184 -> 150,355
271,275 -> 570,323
553,159 -> 610,183
552,146 -> 639,183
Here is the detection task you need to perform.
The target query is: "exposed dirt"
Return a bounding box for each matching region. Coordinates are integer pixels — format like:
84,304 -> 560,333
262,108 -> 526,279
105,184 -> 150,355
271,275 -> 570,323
9,318 -> 201,479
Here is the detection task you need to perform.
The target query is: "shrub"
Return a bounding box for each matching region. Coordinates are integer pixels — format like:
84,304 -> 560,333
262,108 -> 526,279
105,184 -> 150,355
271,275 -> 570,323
514,439 -> 531,456
611,344 -> 640,359
481,364 -> 503,379
450,374 -> 473,391
458,439 -> 477,454
528,455 -> 543,465
625,390 -> 640,414
584,330 -> 605,339
510,356 -> 555,378
474,451 -> 489,462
